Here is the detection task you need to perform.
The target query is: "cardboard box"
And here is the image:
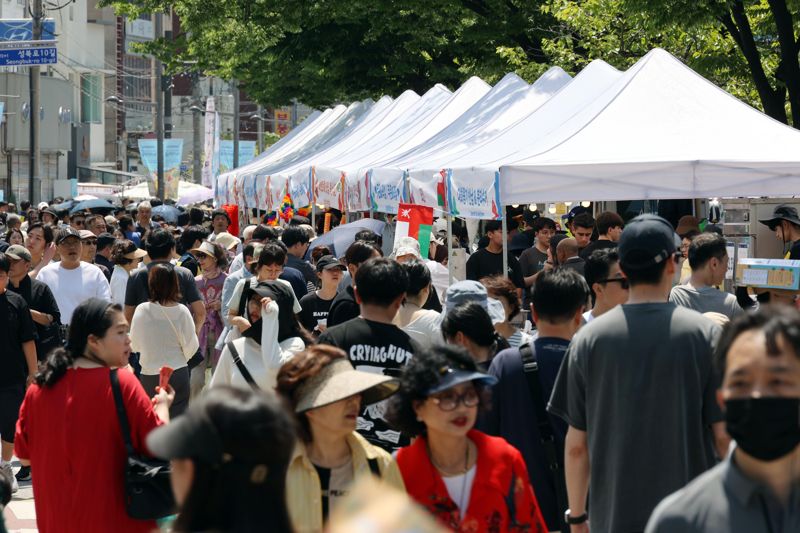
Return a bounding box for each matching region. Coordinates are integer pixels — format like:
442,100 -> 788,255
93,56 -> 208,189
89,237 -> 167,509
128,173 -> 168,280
735,258 -> 800,290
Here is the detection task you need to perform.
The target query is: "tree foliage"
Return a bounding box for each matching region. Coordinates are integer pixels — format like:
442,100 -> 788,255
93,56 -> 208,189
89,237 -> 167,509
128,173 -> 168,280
106,0 -> 800,126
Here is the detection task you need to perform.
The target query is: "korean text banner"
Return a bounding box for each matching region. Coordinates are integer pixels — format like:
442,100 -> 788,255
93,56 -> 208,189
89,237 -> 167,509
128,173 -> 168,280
288,169 -> 312,208
369,168 -> 406,214
446,168 -> 502,220
407,169 -> 447,211
220,141 -> 256,173
345,171 -> 371,212
313,167 -> 346,212
201,97 -> 219,187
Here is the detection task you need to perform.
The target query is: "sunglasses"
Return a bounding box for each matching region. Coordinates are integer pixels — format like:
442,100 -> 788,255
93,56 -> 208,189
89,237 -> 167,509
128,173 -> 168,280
429,389 -> 480,411
73,220 -> 85,226
598,277 -> 629,290
83,239 -> 97,245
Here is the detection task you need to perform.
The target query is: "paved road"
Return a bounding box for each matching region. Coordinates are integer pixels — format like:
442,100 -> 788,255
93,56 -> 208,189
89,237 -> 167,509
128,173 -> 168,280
3,459 -> 37,532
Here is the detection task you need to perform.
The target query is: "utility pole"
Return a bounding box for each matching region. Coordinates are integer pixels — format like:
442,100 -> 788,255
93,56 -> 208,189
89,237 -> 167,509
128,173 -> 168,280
29,0 -> 42,203
256,104 -> 263,153
154,12 -> 165,200
164,30 -> 172,140
192,73 -> 202,183
232,80 -> 240,168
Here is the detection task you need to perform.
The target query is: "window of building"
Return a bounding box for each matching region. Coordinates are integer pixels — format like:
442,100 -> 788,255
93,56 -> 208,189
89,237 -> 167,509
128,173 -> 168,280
80,74 -> 102,124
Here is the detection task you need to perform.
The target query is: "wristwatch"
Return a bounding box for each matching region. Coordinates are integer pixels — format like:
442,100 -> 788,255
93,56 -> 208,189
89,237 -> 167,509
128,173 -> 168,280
565,509 -> 588,525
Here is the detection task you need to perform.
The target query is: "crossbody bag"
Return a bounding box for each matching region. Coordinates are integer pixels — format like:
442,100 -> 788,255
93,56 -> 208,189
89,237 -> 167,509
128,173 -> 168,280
226,341 -> 260,391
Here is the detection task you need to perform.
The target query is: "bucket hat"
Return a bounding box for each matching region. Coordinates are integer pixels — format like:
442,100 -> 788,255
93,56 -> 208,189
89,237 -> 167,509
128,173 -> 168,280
294,358 -> 398,413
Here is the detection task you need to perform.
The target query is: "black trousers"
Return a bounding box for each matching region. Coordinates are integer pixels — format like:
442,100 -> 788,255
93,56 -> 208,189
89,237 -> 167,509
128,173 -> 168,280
139,366 -> 190,418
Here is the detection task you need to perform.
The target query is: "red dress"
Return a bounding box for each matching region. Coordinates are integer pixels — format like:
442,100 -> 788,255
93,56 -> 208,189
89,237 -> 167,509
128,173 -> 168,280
15,366 -> 163,533
396,430 -> 547,533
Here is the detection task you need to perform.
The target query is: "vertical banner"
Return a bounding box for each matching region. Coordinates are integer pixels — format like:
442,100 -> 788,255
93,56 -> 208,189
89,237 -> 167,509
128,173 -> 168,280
137,139 -> 184,199
369,168 -> 406,214
313,167 -> 346,212
0,102 -> 5,124
243,174 -> 258,209
201,97 -> 219,187
446,168 -> 502,220
266,174 -> 289,212
288,169 -> 312,208
219,140 -> 257,173
407,169 -> 446,211
395,202 -> 434,258
345,170 -> 371,212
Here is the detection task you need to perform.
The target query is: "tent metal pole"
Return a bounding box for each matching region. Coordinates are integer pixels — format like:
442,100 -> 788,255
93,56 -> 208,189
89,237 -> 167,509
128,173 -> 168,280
447,213 -> 454,286
311,203 -> 316,231
502,214 -> 508,280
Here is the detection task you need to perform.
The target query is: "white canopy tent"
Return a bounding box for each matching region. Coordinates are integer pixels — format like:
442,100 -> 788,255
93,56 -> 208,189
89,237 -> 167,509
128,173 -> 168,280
499,48 -> 800,203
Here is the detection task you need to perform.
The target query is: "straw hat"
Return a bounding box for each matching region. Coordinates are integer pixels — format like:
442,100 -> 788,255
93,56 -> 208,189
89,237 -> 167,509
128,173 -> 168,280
214,232 -> 241,251
190,240 -> 217,258
294,358 -> 399,413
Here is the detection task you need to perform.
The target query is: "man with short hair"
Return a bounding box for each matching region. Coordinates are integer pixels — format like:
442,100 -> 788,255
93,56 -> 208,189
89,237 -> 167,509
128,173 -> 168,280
571,213 -> 595,251
583,248 -> 629,323
40,207 -> 57,226
519,217 -> 556,308
319,257 -> 419,451
759,204 -> 800,259
177,225 -> 209,276
85,214 -> 107,236
228,224 -> 275,275
0,252 -> 37,494
580,211 -> 623,258
79,230 -> 111,281
281,225 -> 316,291
646,306 -> 800,532
94,233 -> 116,274
37,227 -> 111,326
479,269 -> 588,531
208,209 -> 231,240
466,220 -> 525,295
135,201 -> 159,235
556,237 -> 585,278
548,214 -> 729,533
670,233 -> 742,320
68,213 -> 86,232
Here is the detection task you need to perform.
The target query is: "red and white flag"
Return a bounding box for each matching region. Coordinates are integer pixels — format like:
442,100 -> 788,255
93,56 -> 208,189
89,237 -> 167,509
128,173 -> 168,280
394,202 -> 434,258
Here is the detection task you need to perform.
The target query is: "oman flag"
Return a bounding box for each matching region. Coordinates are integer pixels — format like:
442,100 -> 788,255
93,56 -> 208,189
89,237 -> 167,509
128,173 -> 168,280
395,202 -> 434,258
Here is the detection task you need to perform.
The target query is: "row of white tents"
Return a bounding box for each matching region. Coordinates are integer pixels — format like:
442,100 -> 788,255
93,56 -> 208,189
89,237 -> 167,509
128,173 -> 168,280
215,48 -> 800,220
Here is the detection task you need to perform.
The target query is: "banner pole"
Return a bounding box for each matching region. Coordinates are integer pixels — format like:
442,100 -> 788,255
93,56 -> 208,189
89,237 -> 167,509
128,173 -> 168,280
502,213 -> 508,281
447,213 -> 454,287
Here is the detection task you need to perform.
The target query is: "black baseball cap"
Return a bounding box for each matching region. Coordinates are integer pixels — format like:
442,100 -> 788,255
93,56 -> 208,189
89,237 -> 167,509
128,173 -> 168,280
316,255 -> 345,272
96,232 -> 116,250
147,405 -> 227,466
55,226 -> 82,244
618,214 -> 679,270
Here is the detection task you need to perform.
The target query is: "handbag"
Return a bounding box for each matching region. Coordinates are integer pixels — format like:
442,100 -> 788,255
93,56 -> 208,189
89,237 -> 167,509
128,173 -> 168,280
109,369 -> 175,520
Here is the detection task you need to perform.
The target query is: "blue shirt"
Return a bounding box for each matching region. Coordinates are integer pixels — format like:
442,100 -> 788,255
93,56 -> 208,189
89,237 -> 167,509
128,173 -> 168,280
477,336 -> 570,530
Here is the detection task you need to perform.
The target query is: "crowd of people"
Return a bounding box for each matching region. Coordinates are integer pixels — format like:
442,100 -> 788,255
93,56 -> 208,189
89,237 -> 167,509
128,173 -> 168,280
0,197 -> 798,533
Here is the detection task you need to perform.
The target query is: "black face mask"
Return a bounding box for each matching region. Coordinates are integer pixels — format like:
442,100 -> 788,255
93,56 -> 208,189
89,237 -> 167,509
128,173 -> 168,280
242,318 -> 262,345
725,397 -> 800,461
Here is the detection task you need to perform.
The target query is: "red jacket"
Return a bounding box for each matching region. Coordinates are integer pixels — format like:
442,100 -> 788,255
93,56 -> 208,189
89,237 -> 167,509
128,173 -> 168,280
396,430 -> 547,533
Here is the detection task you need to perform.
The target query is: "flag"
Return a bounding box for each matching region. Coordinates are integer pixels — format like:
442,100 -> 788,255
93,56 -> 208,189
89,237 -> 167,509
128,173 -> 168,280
395,202 -> 434,258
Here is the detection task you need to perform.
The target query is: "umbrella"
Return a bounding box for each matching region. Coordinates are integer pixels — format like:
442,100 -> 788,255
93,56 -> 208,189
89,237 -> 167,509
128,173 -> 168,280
70,199 -> 115,214
152,204 -> 181,224
51,200 -> 74,212
177,185 -> 214,206
306,218 -> 386,259
74,194 -> 98,201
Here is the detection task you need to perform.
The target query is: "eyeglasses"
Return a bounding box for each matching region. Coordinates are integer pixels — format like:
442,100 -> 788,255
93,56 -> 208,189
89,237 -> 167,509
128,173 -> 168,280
598,277 -> 629,290
73,220 -> 85,226
83,239 -> 97,246
429,389 -> 480,411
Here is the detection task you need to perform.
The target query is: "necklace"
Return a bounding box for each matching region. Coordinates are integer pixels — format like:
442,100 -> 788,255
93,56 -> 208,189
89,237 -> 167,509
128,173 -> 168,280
429,440 -> 472,514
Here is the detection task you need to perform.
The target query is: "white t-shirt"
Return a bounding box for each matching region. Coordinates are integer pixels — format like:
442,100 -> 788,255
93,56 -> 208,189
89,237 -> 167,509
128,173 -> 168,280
442,464 -> 476,514
129,302 -> 200,375
37,261 -> 112,324
109,265 -> 129,305
402,309 -> 443,349
583,309 -> 595,324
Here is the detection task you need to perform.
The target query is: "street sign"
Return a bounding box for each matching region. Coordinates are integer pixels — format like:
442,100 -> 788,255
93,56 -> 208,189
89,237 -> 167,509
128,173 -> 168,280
0,19 -> 56,42
0,46 -> 57,67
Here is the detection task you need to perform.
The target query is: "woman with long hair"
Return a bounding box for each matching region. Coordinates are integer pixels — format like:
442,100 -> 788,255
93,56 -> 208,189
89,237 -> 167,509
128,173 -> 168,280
441,302 -> 509,372
277,345 -> 404,532
394,260 -> 441,349
386,344 -> 547,532
191,241 -> 228,371
130,264 -> 199,416
147,385 -> 296,533
14,299 -> 173,533
109,239 -> 146,305
5,228 -> 23,246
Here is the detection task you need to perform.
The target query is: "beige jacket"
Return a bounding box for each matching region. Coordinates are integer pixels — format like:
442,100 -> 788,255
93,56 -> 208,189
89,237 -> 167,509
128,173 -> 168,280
286,431 -> 405,533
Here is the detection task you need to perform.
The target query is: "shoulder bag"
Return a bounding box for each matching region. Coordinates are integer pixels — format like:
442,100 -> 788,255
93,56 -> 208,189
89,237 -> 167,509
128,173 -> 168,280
226,340 -> 260,391
156,303 -> 203,369
520,343 -> 570,533
109,369 -> 175,520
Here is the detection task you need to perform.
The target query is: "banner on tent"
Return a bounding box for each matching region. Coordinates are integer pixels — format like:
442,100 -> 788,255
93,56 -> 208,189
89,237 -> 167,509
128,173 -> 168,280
408,169 -> 447,211
313,167 -> 346,212
220,141 -> 257,172
255,175 -> 268,211
202,98 -> 220,187
370,169 -> 406,214
345,171 -> 371,212
243,174 -> 258,209
288,170 -> 312,208
137,139 -> 183,199
266,175 -> 289,212
215,175 -> 226,205
447,168 -> 502,220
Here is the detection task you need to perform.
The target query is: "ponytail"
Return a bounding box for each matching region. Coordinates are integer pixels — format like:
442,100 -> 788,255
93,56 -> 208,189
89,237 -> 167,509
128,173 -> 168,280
34,299 -> 122,388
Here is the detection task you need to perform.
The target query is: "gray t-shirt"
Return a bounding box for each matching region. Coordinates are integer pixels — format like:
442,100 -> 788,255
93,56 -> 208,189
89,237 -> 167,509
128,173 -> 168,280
518,246 -> 548,307
548,302 -> 723,533
669,284 -> 743,321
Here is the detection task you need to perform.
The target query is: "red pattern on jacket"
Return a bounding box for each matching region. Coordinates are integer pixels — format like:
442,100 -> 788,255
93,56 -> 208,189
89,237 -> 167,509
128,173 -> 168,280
396,430 -> 547,532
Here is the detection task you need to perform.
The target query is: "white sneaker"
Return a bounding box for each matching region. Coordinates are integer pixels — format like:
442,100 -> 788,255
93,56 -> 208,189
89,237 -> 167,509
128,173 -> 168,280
1,462 -> 18,494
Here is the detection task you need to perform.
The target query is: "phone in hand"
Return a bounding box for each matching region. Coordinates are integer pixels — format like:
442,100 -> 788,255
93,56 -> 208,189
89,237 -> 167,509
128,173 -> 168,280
159,366 -> 174,391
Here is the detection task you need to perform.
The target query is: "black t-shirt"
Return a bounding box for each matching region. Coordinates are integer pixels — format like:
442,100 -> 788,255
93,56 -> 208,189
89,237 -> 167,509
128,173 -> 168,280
298,291 -> 334,334
579,239 -> 617,259
0,290 -> 36,386
124,261 -> 203,307
327,286 -> 360,328
319,318 -> 419,451
466,247 -> 525,289
176,253 -> 200,277
8,275 -> 62,360
287,255 -> 318,287
95,255 -> 114,281
789,240 -> 800,260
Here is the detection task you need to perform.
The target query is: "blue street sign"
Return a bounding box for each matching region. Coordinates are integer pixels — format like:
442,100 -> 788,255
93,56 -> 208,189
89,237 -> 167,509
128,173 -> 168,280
0,19 -> 56,41
0,46 -> 57,67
